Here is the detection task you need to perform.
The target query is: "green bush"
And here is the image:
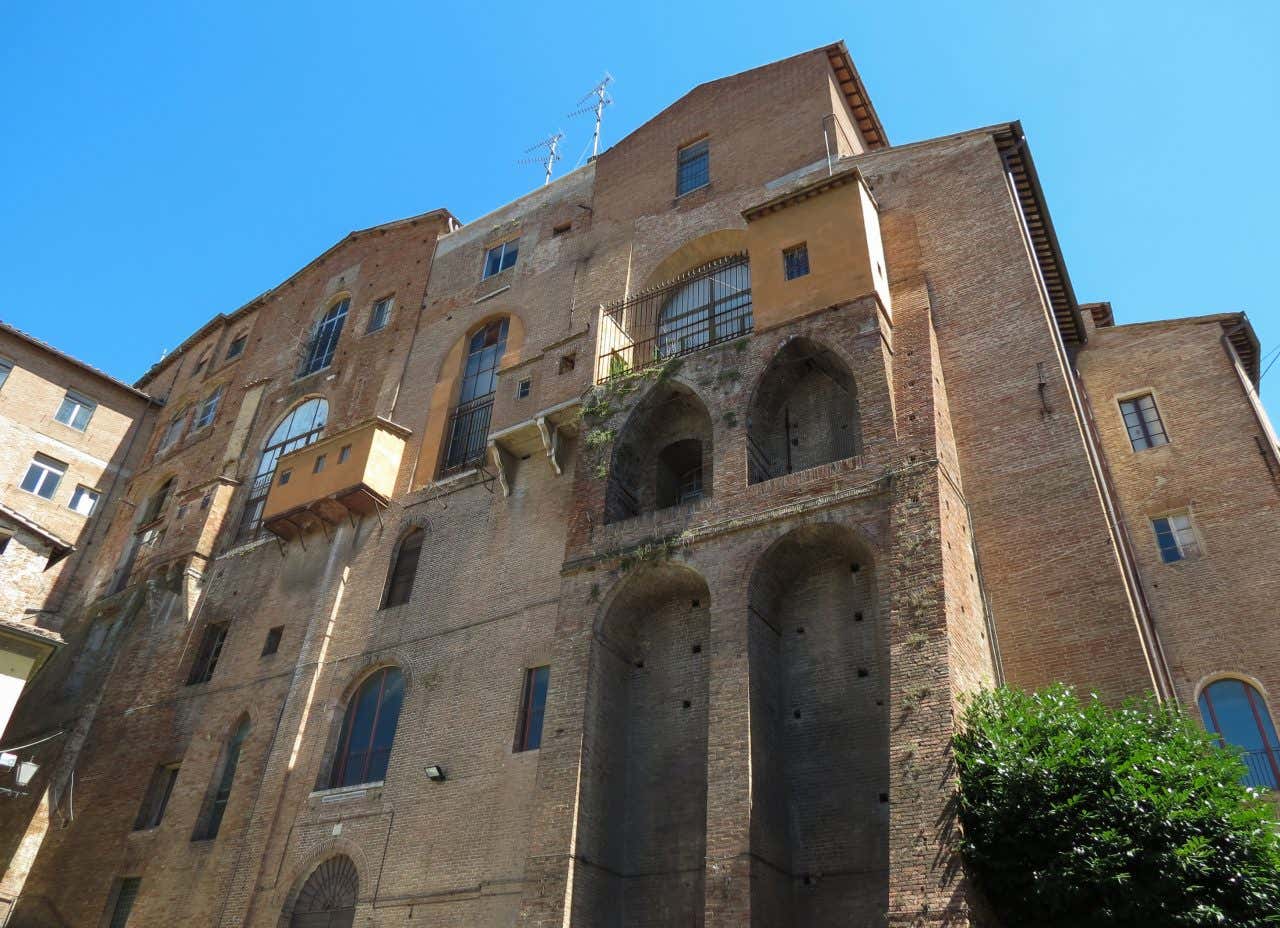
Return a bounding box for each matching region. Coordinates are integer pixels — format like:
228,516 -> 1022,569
954,685 -> 1280,927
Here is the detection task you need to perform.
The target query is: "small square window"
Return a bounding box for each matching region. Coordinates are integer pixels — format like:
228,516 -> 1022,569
224,334 -> 247,360
558,353 -> 576,375
313,454 -> 326,474
278,469 -> 292,485
483,240 -> 519,279
516,378 -> 531,399
676,139 -> 710,196
783,243 -> 810,280
69,485 -> 100,516
261,626 -> 283,657
1120,393 -> 1168,451
338,444 -> 352,464
21,454 -> 66,500
1152,512 -> 1201,563
367,297 -> 394,333
55,391 -> 96,431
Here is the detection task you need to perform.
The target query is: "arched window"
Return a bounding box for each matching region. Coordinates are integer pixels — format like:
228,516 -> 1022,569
656,257 -> 751,358
236,399 -> 329,541
299,299 -> 350,378
193,715 -> 249,841
1199,679 -> 1280,789
329,668 -> 404,789
381,529 -> 423,609
290,856 -> 358,928
443,318 -> 508,474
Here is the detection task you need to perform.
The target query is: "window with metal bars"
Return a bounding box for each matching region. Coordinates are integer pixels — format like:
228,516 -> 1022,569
515,666 -> 551,752
328,667 -> 404,788
187,622 -> 228,685
193,716 -> 248,840
1198,678 -> 1280,790
676,139 -> 710,196
236,398 -> 328,541
105,877 -> 142,928
380,529 -> 423,609
133,764 -> 180,830
1151,512 -> 1201,563
1119,393 -> 1168,450
443,319 -> 508,474
783,243 -> 810,280
298,299 -> 349,378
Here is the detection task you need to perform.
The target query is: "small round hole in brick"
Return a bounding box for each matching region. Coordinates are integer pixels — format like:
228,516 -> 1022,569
854,612 -> 863,622
691,599 -> 700,608
802,874 -> 813,887
683,700 -> 692,710
691,644 -> 702,654
635,660 -> 644,669
794,710 -> 802,719
879,793 -> 889,804
857,668 -> 869,678
796,627 -> 805,635
850,563 -> 861,573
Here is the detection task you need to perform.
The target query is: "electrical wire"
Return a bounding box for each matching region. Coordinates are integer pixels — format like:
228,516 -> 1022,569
0,728 -> 67,754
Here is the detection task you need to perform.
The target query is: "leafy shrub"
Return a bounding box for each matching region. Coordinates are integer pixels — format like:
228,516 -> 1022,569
954,685 -> 1280,927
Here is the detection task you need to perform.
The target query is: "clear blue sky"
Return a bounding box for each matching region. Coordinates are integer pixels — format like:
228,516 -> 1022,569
3,1 -> 1277,415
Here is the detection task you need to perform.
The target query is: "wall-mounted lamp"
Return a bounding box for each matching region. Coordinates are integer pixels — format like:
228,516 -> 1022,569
424,764 -> 447,782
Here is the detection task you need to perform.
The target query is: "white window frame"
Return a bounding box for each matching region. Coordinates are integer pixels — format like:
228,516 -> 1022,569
69,484 -> 101,516
55,390 -> 96,431
157,408 -> 189,453
1152,510 -> 1202,563
20,454 -> 66,500
193,386 -> 223,431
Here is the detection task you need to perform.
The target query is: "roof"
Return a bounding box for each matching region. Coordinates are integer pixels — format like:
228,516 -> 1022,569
0,501 -> 74,552
825,42 -> 888,150
0,321 -> 155,403
742,164 -> 873,221
0,617 -> 64,650
1095,311 -> 1262,386
135,207 -> 458,389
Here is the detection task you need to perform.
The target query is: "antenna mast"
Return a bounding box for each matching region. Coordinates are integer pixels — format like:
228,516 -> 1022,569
568,73 -> 613,159
519,132 -> 564,186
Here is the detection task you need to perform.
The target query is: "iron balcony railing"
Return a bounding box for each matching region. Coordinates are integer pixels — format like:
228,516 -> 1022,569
1240,748 -> 1280,791
597,254 -> 751,382
442,394 -> 495,476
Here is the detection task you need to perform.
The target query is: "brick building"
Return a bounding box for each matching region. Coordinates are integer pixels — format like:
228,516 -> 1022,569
0,41 -> 1276,927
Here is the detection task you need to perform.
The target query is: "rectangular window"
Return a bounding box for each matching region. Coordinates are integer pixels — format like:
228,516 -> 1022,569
133,764 -> 180,830
54,390 -> 96,431
193,386 -> 223,430
224,334 -> 247,360
105,877 -> 142,928
1152,512 -> 1201,563
69,485 -> 100,516
0,357 -> 13,389
157,408 -> 188,453
338,444 -> 351,464
193,349 -> 211,374
261,626 -> 283,656
1120,393 -> 1168,450
313,454 -> 326,474
278,469 -> 292,485
20,455 -> 66,500
367,297 -> 393,333
516,378 -> 531,399
482,240 -> 519,279
187,623 -> 229,685
676,139 -> 710,196
783,243 -> 810,280
515,666 -> 551,752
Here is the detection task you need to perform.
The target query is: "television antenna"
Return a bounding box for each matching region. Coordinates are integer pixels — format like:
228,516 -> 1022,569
568,73 -> 613,159
519,132 -> 564,186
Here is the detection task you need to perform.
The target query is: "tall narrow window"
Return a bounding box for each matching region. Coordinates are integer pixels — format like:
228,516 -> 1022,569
482,241 -> 518,279
381,529 -> 423,609
443,319 -> 508,474
194,716 -> 249,840
1152,512 -> 1201,563
20,455 -> 66,500
139,478 -> 174,525
156,407 -> 189,454
515,666 -> 550,752
367,297 -> 393,333
676,139 -> 710,195
1199,679 -> 1280,790
187,622 -> 229,685
55,390 -> 96,431
299,299 -> 349,377
1120,393 -> 1168,450
133,764 -> 180,830
329,667 -> 404,788
105,877 -> 142,928
237,399 -> 328,541
193,385 -> 223,430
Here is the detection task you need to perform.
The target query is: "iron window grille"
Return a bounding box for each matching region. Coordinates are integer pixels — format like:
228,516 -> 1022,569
482,240 -> 519,279
783,243 -> 810,280
235,399 -> 328,542
55,390 -> 96,431
1120,393 -> 1168,450
329,667 -> 404,788
676,139 -> 710,196
597,254 -> 751,382
1198,679 -> 1280,790
187,623 -> 229,685
515,666 -> 551,752
443,319 -> 508,474
298,299 -> 349,378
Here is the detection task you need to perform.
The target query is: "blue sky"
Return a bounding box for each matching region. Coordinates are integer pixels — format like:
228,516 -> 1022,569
3,1 -> 1277,414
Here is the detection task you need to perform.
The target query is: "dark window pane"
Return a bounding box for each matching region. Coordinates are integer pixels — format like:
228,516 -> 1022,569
516,666 -> 551,752
331,669 -> 404,788
107,878 -> 141,928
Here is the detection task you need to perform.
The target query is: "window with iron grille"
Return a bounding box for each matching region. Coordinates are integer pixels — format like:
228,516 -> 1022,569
193,385 -> 223,430
133,764 -> 180,830
105,877 -> 142,928
55,390 -> 96,431
1198,678 -> 1280,790
783,243 -> 810,280
187,622 -> 229,685
381,529 -> 423,609
1119,393 -> 1168,450
328,667 -> 404,788
482,240 -> 519,279
20,454 -> 66,500
1152,512 -> 1201,563
236,398 -> 328,541
443,319 -> 508,473
193,716 -> 248,840
367,297 -> 393,333
515,666 -> 551,752
298,299 -> 349,378
676,139 -> 710,196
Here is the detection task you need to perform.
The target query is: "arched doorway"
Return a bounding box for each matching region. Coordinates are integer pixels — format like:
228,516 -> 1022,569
289,856 -> 358,928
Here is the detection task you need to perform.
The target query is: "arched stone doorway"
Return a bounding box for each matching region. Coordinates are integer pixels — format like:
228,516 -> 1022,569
288,855 -> 358,928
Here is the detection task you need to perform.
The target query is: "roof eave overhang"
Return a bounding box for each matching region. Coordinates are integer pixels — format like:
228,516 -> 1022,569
825,43 -> 889,151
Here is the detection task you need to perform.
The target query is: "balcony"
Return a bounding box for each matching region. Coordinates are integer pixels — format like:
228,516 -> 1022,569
1240,748 -> 1280,791
261,418 -> 410,542
596,254 -> 752,383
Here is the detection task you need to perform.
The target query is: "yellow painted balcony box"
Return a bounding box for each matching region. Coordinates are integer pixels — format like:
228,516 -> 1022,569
261,417 -> 411,541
